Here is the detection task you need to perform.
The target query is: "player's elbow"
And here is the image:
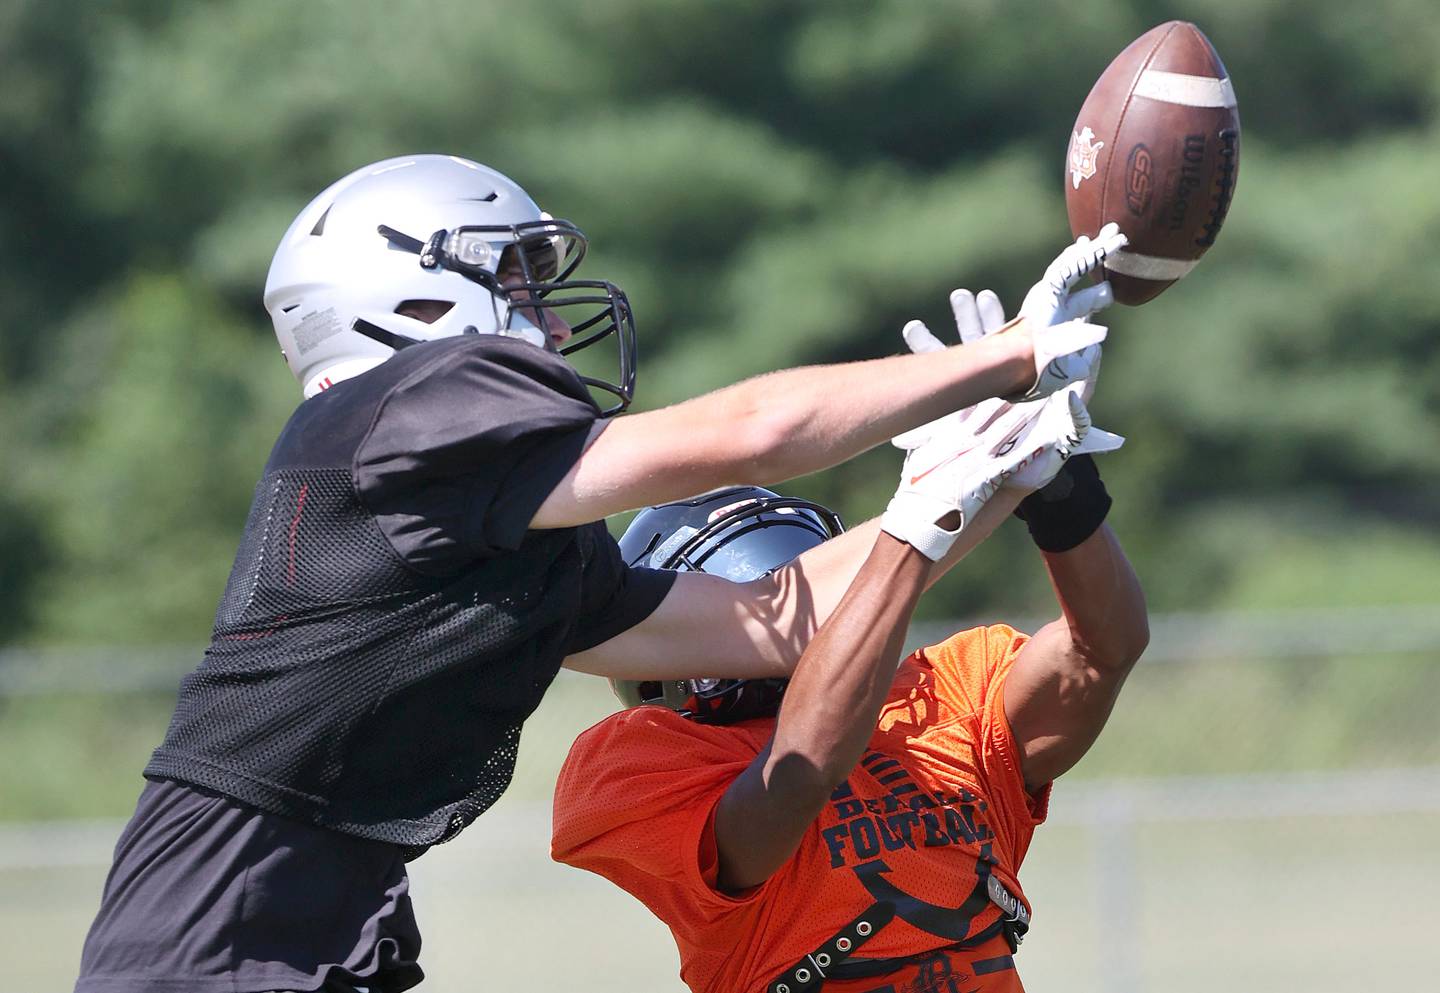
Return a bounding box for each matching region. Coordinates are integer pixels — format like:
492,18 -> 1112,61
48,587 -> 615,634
739,412 -> 803,484
1094,606 -> 1150,674
1121,583 -> 1152,667
769,720 -> 872,800
1116,611 -> 1150,671
707,387 -> 807,484
1068,600 -> 1149,677
681,374 -> 813,486
767,746 -> 852,809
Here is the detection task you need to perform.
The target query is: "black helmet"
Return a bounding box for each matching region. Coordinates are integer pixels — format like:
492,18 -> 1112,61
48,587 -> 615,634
612,486 -> 843,724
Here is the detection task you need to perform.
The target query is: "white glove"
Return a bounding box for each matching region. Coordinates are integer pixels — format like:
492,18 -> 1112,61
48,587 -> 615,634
984,386 -> 1125,491
892,286 -> 1123,507
890,289 -> 1009,453
1018,222 -> 1128,327
1002,224 -> 1126,402
893,290 -> 1105,443
893,285 -> 1107,454
883,385 -> 1100,560
1008,319 -> 1108,403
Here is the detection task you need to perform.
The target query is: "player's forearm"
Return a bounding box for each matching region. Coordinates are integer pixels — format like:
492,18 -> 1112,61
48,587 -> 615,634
560,468 -> 1020,683
757,490 -> 1027,675
531,332 -> 1032,530
765,533 -> 930,793
1041,524 -> 1149,673
733,334 -> 1032,485
711,534 -> 930,892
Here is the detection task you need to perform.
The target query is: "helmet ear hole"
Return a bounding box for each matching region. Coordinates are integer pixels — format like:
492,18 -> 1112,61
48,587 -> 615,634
394,300 -> 454,324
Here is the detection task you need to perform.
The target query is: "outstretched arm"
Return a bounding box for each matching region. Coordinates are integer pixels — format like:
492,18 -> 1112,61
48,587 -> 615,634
1002,523 -> 1149,792
709,491 -> 1022,891
563,378 -> 1095,681
703,393 -> 1092,891
531,330 -> 1034,529
563,502 -> 1013,680
563,255 -> 1121,682
533,228 -> 1124,531
713,530 -> 930,892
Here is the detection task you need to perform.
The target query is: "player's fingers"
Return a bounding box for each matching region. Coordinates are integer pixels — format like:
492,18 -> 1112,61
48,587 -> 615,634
1066,386 -> 1092,440
1077,343 -> 1104,404
892,427 -> 929,450
1074,426 -> 1125,455
1058,235 -> 1097,286
1063,283 -> 1114,320
975,289 -> 1006,334
949,290 -> 985,344
1096,223 -> 1129,255
902,319 -> 946,355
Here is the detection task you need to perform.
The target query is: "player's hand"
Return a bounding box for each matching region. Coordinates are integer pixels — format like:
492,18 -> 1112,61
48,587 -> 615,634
882,385 -> 1099,561
1008,224 -> 1125,403
1004,317 -> 1107,403
995,385 -> 1124,492
890,289 -> 1008,453
903,288 -> 1009,351
1019,222 -> 1127,328
892,288 -> 1104,454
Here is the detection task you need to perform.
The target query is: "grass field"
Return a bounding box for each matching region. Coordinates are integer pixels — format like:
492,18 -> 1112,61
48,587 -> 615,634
8,801 -> 1439,993
4,630 -> 1439,992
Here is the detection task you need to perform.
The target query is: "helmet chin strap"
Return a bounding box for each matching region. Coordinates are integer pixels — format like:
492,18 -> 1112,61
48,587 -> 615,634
490,312 -> 547,348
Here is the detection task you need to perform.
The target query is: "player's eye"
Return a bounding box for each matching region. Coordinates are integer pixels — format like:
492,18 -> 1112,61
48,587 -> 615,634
512,237 -> 561,282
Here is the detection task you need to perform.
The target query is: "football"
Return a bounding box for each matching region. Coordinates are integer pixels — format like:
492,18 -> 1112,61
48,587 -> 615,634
1065,21 -> 1241,305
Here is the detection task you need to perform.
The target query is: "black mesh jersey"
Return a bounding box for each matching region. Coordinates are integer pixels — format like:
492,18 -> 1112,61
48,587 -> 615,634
144,335 -> 675,854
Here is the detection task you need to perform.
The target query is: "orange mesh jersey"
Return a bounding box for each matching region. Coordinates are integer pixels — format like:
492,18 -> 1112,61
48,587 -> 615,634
552,625 -> 1051,993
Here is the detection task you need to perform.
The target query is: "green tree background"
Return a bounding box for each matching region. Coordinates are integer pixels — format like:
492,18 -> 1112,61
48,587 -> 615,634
3,0 -> 1438,648
4,12 -> 1439,988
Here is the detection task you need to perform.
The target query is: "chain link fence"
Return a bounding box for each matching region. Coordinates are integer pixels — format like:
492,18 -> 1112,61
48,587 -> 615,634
3,606 -> 1438,992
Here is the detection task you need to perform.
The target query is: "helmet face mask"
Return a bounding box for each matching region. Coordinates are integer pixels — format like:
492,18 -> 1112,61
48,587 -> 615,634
612,488 -> 845,725
370,217 -> 636,414
265,155 -> 635,414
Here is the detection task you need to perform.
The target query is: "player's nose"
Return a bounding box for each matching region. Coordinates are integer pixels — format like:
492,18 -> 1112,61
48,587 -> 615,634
544,311 -> 573,348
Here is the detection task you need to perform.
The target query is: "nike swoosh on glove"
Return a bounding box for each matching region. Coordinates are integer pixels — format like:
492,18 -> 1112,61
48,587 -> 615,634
1004,319 -> 1108,403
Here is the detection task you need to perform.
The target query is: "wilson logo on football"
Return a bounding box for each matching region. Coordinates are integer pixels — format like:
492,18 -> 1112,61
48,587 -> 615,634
1068,126 -> 1105,190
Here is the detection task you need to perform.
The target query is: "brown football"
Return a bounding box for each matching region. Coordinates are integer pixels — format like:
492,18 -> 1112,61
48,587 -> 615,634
1065,21 -> 1240,305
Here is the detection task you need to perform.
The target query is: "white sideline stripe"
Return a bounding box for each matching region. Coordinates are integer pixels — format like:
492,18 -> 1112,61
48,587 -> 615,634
1133,70 -> 1237,108
1103,250 -> 1199,282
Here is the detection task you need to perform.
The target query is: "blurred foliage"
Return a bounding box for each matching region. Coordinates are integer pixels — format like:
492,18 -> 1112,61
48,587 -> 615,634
2,0 -> 1438,646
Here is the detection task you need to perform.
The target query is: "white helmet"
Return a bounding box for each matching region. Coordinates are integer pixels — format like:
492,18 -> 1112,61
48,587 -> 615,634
264,154 -> 635,411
